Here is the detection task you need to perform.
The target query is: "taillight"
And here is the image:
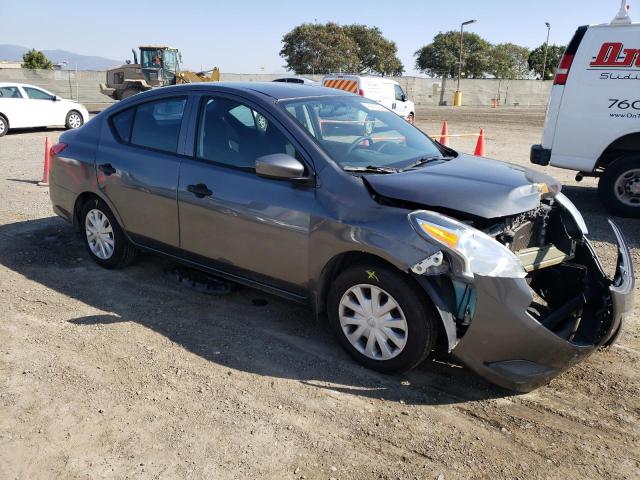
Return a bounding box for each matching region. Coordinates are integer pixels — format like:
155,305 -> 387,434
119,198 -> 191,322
50,142 -> 68,157
553,54 -> 574,85
358,89 -> 364,96
553,25 -> 588,86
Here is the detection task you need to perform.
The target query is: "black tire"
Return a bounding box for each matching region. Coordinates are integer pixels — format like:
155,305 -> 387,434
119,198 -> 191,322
65,110 -> 84,130
0,115 -> 8,137
327,261 -> 438,374
120,88 -> 141,100
407,113 -> 415,125
598,155 -> 640,218
80,197 -> 137,269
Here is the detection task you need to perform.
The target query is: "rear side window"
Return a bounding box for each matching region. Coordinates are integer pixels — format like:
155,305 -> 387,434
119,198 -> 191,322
110,97 -> 187,153
0,86 -> 22,98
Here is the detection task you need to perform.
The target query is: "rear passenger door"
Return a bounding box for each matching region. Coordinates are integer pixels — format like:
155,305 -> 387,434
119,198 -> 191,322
95,95 -> 190,248
177,94 -> 314,295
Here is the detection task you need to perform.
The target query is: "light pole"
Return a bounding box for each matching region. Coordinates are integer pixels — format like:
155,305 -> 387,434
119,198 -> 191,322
454,19 -> 476,106
541,22 -> 551,80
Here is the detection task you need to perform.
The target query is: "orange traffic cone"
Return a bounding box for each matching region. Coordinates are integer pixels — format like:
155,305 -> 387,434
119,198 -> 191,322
38,136 -> 51,186
439,121 -> 449,146
474,129 -> 485,157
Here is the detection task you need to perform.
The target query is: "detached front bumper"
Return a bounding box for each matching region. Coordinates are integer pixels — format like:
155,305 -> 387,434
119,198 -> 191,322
452,220 -> 634,393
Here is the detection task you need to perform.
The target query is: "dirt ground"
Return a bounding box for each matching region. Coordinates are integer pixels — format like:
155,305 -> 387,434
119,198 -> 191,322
0,106 -> 638,480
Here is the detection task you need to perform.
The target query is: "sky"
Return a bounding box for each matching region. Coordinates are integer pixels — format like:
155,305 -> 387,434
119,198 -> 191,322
0,0 -> 628,74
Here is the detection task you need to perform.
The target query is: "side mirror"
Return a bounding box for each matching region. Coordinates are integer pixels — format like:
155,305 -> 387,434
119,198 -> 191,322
256,153 -> 307,181
52,96 -> 60,101
401,94 -> 408,102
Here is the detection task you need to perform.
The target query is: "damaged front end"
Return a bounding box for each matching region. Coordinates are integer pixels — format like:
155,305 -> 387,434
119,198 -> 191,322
409,194 -> 634,392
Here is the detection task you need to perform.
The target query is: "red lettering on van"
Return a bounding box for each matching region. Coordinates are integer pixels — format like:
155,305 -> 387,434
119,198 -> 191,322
590,42 -> 639,68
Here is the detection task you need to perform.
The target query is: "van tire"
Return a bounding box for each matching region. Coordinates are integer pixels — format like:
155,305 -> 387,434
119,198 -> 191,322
598,155 -> 640,218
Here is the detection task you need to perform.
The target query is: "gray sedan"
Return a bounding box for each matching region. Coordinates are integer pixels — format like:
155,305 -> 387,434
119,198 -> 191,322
48,83 -> 634,392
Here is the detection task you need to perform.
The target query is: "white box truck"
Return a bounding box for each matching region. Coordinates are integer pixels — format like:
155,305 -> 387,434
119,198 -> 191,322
531,1 -> 640,217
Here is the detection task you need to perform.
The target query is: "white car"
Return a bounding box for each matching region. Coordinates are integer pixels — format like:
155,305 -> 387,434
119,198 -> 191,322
531,1 -> 640,217
321,74 -> 415,124
0,82 -> 89,137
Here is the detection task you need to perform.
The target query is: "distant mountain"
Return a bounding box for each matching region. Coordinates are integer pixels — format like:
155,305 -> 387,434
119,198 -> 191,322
0,44 -> 122,71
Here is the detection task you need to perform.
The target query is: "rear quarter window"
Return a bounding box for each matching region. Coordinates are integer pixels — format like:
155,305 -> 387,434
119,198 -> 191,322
111,108 -> 135,143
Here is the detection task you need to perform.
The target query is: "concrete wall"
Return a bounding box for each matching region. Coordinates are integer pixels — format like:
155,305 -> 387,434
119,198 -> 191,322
0,68 -> 114,106
0,68 -> 553,108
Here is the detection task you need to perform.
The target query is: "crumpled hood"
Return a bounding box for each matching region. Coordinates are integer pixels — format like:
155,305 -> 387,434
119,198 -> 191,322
364,154 -> 560,219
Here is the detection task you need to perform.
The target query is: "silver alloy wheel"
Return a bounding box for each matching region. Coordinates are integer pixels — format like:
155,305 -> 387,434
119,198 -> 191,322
614,168 -> 640,207
0,118 -> 6,134
85,209 -> 115,260
68,112 -> 82,129
339,284 -> 408,360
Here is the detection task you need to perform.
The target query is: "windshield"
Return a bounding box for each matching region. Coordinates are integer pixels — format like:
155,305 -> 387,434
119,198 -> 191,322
140,49 -> 164,69
280,96 -> 447,171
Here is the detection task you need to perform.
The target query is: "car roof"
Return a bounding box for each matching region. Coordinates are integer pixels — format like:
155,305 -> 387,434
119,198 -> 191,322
0,82 -> 44,89
154,81 -> 351,101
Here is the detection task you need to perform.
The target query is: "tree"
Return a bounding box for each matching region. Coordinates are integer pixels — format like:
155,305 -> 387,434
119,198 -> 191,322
414,31 -> 492,78
490,43 -> 531,79
280,23 -> 403,76
342,24 -> 404,76
22,49 -> 53,70
280,23 -> 359,75
528,44 -> 565,80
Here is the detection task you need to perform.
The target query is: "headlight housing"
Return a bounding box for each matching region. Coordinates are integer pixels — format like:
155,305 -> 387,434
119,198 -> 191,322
409,211 -> 527,279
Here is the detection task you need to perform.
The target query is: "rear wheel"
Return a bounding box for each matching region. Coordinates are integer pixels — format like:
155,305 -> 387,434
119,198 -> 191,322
65,110 -> 83,130
598,155 -> 640,218
328,262 -> 437,373
0,115 -> 8,137
80,198 -> 137,269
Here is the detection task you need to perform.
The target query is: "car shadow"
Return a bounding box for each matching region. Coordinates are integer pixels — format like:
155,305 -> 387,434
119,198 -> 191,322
561,185 -> 639,249
6,126 -> 66,135
0,216 -> 512,406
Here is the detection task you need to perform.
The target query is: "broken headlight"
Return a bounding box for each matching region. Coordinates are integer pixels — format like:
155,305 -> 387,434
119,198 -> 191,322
409,211 -> 527,280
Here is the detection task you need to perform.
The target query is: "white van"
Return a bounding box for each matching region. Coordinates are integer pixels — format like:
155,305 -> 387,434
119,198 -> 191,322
531,1 -> 640,217
321,74 -> 416,124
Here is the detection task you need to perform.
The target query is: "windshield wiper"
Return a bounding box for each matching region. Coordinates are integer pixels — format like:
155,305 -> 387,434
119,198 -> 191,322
343,165 -> 398,174
401,156 -> 450,171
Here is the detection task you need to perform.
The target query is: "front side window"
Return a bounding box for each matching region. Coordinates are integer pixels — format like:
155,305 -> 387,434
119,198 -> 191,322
394,84 -> 405,101
281,96 -> 445,171
196,97 -> 297,170
0,86 -> 22,98
111,97 -> 186,153
24,87 -> 54,100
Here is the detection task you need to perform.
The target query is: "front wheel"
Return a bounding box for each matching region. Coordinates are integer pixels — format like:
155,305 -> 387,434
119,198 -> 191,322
65,110 -> 84,130
327,262 -> 437,373
80,198 -> 137,269
598,155 -> 640,218
407,113 -> 415,125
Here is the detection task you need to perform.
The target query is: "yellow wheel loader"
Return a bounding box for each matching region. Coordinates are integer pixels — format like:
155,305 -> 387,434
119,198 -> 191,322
99,46 -> 220,100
